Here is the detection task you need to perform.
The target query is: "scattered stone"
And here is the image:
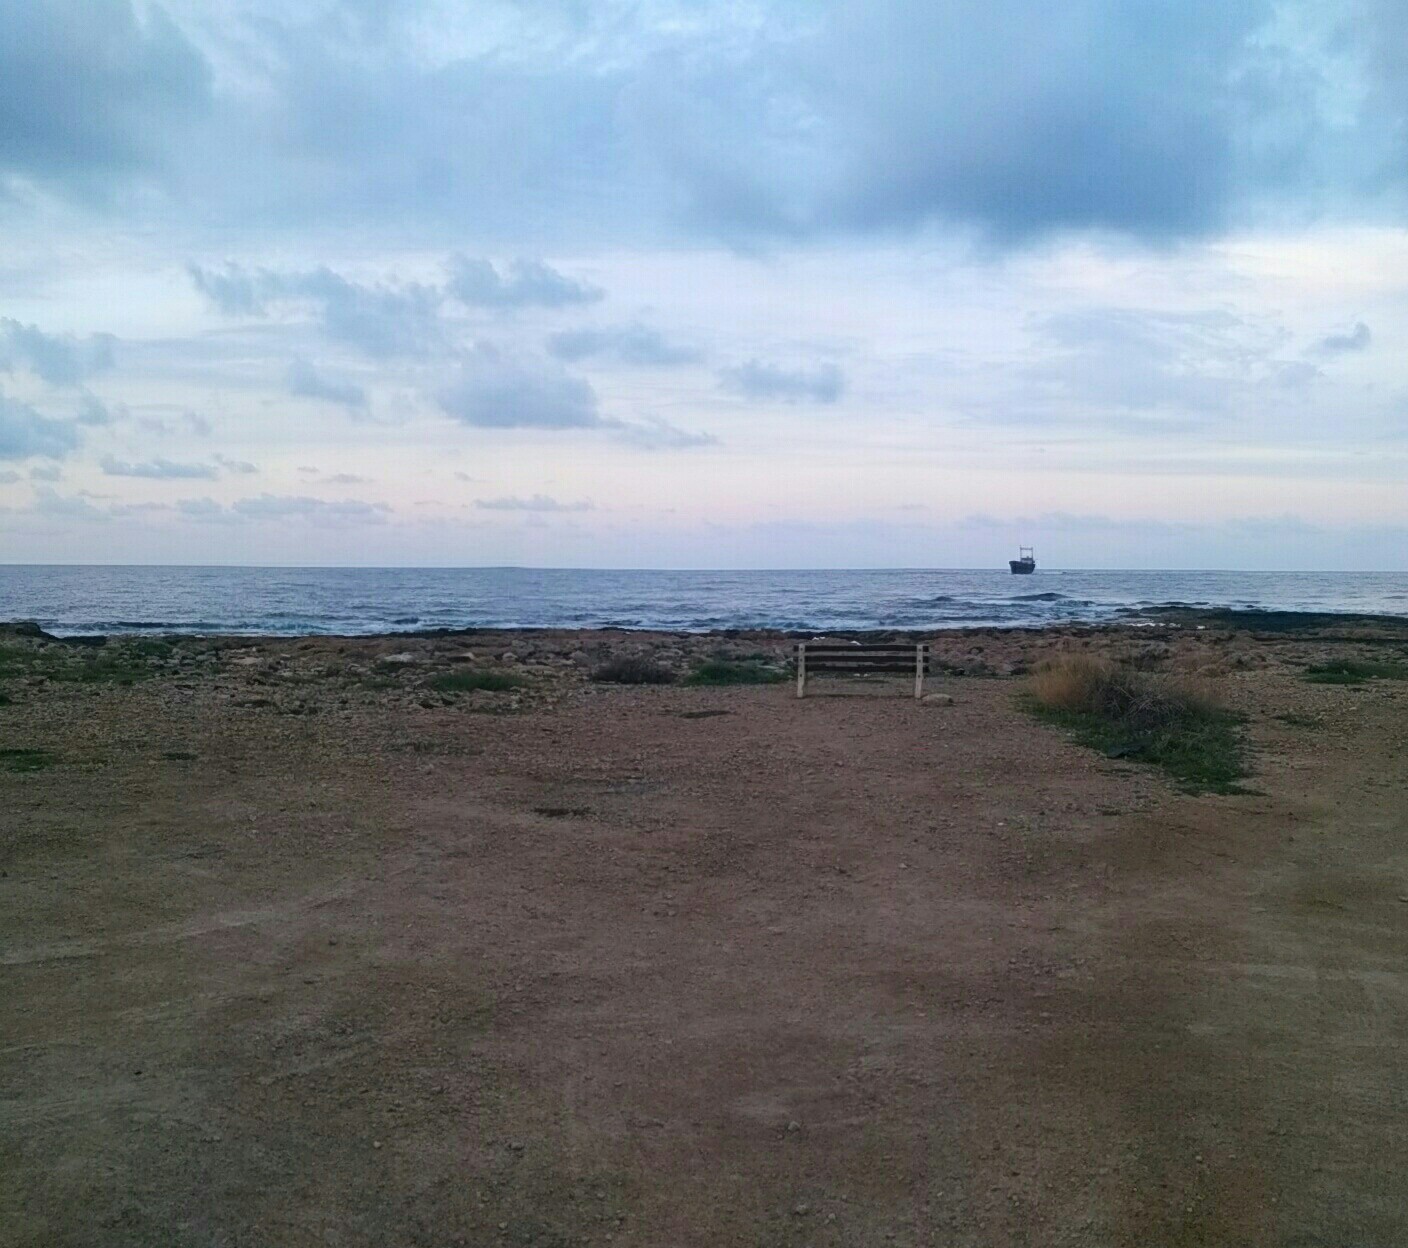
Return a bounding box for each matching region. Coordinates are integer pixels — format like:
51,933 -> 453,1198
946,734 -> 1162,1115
922,693 -> 955,706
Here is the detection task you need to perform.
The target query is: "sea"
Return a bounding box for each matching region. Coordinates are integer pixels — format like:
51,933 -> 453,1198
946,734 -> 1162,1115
1,566 -> 1404,636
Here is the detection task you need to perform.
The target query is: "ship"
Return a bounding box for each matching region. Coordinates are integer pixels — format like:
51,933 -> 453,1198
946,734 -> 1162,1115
1009,546 -> 1036,574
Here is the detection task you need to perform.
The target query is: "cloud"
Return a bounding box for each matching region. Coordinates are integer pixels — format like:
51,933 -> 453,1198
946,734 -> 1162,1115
213,454 -> 258,474
475,493 -> 594,513
17,4 -> 1397,247
100,455 -> 218,479
719,359 -> 845,403
0,320 -> 115,385
229,493 -> 391,523
1019,307 -> 1294,424
0,469 -> 20,484
189,264 -> 440,356
76,394 -> 118,426
176,496 -> 229,522
436,350 -> 602,430
0,0 -> 210,203
0,391 -> 82,460
29,463 -> 62,482
285,357 -> 367,410
448,257 -> 603,310
1316,321 -> 1372,354
29,486 -> 104,520
547,324 -> 701,366
607,417 -> 718,450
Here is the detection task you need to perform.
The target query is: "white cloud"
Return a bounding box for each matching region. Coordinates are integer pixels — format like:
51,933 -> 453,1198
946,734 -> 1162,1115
475,493 -> 593,512
100,455 -> 218,479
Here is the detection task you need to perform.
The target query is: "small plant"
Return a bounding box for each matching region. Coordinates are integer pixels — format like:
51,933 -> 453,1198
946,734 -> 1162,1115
128,639 -> 174,659
1026,656 -> 1247,794
429,669 -> 529,693
590,656 -> 677,685
684,660 -> 788,686
0,747 -> 56,773
1303,659 -> 1408,685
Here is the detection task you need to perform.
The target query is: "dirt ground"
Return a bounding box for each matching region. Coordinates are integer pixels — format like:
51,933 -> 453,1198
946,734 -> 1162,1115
3,622 -> 1407,1246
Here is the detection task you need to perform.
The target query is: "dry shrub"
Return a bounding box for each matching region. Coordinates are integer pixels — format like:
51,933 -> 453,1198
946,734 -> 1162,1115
590,655 -> 677,685
1029,655 -> 1221,733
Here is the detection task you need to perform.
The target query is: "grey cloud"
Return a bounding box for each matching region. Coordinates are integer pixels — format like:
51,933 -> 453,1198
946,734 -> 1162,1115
229,493 -> 391,523
324,472 -> 372,485
0,0 -> 209,203
176,496 -> 230,522
606,418 -> 718,450
719,359 -> 844,404
0,391 -> 82,460
547,325 -> 701,366
190,264 -> 440,356
183,412 -> 213,437
475,494 -> 594,513
100,455 -> 218,479
0,469 -> 20,484
17,3 -> 1398,247
285,357 -> 368,410
213,454 -> 258,475
448,257 -> 603,310
437,351 -> 601,430
29,463 -> 62,482
76,394 -> 118,426
1316,322 -> 1372,354
0,319 -> 115,385
30,486 -> 104,520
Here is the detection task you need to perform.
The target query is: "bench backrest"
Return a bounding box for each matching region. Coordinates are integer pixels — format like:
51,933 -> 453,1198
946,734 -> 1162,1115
796,643 -> 928,671
794,642 -> 930,698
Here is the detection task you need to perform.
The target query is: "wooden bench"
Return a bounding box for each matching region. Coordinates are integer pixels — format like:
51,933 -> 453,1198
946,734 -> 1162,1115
795,642 -> 929,699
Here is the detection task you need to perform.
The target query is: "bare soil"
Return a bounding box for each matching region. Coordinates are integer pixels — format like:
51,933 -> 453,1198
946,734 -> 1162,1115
3,622 -> 1407,1246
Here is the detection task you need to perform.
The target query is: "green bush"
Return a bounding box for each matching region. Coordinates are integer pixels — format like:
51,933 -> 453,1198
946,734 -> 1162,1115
684,660 -> 788,686
1027,656 -> 1247,794
429,669 -> 529,693
1304,659 -> 1408,685
0,748 -> 56,773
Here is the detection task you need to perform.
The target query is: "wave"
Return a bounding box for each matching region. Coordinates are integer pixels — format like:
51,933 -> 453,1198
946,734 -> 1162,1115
1012,591 -> 1067,602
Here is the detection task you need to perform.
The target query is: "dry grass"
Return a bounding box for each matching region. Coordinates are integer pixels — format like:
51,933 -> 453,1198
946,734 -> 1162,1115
1030,656 -> 1219,728
590,656 -> 677,685
1027,656 -> 1246,793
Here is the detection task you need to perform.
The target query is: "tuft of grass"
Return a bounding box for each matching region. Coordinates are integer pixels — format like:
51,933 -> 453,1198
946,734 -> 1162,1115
428,669 -> 529,693
0,747 -> 56,773
1303,659 -> 1408,685
1026,656 -> 1247,794
59,656 -> 150,685
684,660 -> 787,686
127,638 -> 175,659
590,656 -> 677,685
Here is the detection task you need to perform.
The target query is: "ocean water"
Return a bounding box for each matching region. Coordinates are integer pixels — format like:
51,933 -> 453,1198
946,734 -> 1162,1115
1,566 -> 1404,636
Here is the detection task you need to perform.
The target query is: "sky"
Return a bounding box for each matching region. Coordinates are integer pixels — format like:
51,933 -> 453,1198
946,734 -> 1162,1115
1,0 -> 1407,569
